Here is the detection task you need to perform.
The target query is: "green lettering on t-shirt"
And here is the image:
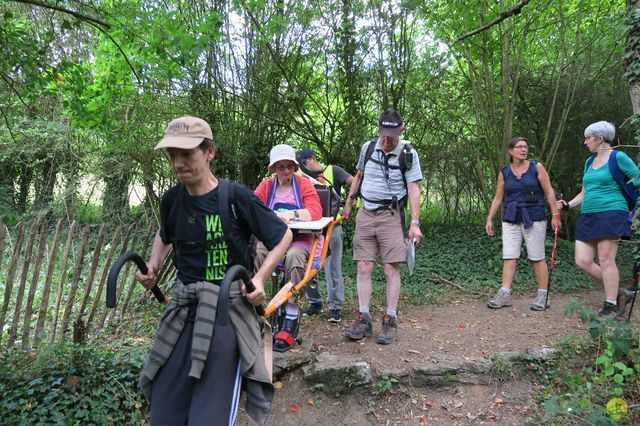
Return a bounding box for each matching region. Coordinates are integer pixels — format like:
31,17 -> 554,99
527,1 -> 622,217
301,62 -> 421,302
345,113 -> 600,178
206,214 -> 221,233
204,213 -> 228,280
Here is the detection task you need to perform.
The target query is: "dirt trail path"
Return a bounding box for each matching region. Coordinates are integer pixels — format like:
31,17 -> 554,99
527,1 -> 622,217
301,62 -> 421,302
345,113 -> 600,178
238,288 -> 634,425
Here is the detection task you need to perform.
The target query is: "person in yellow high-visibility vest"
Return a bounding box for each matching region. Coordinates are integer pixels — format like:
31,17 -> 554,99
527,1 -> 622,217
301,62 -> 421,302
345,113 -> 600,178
297,148 -> 353,323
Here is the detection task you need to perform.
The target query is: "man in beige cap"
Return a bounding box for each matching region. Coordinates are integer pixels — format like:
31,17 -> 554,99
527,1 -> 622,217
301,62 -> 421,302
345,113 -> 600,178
136,116 -> 292,425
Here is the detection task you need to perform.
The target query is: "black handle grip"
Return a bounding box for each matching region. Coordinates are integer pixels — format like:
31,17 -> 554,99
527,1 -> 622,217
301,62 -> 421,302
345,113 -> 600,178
218,265 -> 265,326
106,251 -> 166,308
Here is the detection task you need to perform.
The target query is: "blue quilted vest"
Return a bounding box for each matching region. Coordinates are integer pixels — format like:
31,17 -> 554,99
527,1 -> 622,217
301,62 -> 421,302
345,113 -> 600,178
501,160 -> 545,228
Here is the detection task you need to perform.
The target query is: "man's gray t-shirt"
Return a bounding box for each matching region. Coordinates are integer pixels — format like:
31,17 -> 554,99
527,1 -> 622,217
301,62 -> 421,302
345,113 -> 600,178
356,138 -> 423,211
327,165 -> 351,196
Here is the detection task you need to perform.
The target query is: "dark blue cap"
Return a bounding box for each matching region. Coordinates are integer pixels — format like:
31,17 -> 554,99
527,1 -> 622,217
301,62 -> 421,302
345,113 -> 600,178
297,148 -> 316,163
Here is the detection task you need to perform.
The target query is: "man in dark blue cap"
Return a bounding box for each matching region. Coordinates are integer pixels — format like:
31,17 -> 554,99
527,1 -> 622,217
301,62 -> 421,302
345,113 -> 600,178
297,148 -> 353,323
342,109 -> 423,345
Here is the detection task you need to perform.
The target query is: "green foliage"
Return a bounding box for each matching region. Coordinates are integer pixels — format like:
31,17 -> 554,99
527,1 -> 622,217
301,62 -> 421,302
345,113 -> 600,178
376,375 -> 398,395
536,303 -> 640,424
489,355 -> 514,381
365,400 -> 377,415
0,341 -> 147,424
340,222 -> 635,310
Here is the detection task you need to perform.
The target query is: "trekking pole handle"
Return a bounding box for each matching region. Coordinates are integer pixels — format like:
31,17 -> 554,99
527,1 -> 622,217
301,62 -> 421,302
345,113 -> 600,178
557,193 -> 564,220
217,265 -> 265,326
106,252 -> 167,308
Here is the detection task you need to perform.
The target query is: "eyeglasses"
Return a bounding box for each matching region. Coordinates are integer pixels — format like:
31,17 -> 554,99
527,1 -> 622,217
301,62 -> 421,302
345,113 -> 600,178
273,163 -> 296,172
513,145 -> 528,150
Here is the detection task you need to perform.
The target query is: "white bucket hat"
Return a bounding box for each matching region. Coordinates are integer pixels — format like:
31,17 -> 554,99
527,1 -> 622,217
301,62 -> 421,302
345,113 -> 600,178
268,144 -> 299,170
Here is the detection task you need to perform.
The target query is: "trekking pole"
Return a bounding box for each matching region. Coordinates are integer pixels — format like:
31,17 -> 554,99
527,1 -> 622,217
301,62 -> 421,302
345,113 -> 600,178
627,267 -> 639,322
106,252 -> 167,308
544,194 -> 562,312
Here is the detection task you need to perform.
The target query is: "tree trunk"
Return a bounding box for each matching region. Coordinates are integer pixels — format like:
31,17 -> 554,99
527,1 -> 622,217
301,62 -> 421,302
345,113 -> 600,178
627,1 -> 640,118
102,160 -> 131,222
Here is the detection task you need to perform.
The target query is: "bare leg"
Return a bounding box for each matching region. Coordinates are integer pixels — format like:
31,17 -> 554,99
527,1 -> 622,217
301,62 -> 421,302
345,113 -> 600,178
575,240 -> 603,283
356,260 -> 375,310
596,238 -> 620,302
501,259 -> 517,289
382,262 -> 401,311
532,260 -> 548,290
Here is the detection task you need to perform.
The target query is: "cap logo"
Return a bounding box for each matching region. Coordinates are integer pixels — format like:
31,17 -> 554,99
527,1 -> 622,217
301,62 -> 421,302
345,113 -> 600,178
381,121 -> 400,127
167,122 -> 190,134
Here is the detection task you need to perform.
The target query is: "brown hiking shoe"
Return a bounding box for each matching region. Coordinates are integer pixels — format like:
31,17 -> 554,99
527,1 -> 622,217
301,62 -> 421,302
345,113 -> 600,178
598,301 -> 618,319
344,312 -> 372,340
376,314 -> 397,345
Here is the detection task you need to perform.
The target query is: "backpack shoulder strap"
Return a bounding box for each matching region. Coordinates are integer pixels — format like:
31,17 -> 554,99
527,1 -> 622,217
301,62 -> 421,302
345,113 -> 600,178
218,178 -> 231,237
585,155 -> 596,174
167,185 -> 185,241
362,138 -> 377,170
607,150 -> 638,211
608,150 -> 624,182
217,178 -> 243,267
398,143 -> 413,174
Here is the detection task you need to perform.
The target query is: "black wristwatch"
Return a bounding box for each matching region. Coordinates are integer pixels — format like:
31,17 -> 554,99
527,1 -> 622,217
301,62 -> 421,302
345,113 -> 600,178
294,210 -> 300,219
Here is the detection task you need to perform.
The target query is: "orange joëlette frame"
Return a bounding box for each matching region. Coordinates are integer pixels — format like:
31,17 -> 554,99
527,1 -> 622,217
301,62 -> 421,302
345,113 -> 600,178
263,216 -> 344,317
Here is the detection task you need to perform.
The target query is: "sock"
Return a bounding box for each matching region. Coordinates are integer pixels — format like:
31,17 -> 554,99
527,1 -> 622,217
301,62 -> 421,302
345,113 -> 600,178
606,299 -> 617,305
501,287 -> 511,293
359,307 -> 369,317
386,309 -> 397,318
285,302 -> 299,321
538,289 -> 548,293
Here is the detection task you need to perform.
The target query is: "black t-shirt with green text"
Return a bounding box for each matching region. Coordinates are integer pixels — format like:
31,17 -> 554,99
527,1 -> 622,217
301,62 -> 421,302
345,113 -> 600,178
159,183 -> 287,285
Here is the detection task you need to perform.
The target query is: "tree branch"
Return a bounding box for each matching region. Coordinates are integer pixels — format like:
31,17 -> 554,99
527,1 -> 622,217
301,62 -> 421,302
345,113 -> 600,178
0,71 -> 36,113
456,0 -> 533,42
85,21 -> 141,84
0,107 -> 20,145
12,0 -> 112,29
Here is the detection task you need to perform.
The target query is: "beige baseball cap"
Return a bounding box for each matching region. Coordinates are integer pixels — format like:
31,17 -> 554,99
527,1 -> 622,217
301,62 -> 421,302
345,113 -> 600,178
154,116 -> 213,150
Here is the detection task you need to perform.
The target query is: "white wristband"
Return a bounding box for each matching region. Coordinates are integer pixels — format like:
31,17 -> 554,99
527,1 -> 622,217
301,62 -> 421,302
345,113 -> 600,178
410,220 -> 420,226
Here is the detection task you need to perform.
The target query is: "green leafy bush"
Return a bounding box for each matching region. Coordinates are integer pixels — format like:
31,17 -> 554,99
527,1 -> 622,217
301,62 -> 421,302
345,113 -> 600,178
536,301 -> 640,424
0,341 -> 147,424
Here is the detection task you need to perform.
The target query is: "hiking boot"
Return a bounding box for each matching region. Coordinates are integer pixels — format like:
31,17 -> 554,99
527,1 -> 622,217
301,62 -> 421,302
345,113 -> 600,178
531,292 -> 550,311
617,288 -> 636,317
344,313 -> 372,340
487,289 -> 512,309
598,301 -> 618,319
328,309 -> 342,323
376,314 -> 398,345
302,304 -> 323,318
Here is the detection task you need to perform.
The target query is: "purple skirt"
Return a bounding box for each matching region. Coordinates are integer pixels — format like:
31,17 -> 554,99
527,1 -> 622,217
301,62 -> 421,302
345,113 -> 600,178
575,210 -> 631,241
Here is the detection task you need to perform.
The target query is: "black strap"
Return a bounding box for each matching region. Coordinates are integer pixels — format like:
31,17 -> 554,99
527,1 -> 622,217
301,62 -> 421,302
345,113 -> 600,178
217,178 -> 244,271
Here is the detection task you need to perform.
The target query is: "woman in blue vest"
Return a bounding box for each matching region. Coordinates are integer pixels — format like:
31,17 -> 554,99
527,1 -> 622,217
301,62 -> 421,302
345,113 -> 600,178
558,121 -> 640,318
486,136 -> 561,311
